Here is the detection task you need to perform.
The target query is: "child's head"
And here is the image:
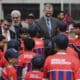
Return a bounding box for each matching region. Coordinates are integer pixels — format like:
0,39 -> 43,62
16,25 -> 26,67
5,48 -> 20,65
7,39 -> 20,50
56,21 -> 67,34
52,34 -> 68,51
32,56 -> 44,70
0,35 -> 6,49
24,38 -> 35,51
29,25 -> 39,38
57,11 -> 65,21
27,13 -> 35,25
73,23 -> 80,35
19,28 -> 28,40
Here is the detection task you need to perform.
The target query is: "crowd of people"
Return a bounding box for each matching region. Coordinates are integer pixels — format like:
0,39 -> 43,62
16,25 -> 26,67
0,3 -> 80,80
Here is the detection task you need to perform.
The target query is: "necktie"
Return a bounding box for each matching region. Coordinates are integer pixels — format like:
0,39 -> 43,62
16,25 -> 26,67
47,18 -> 51,35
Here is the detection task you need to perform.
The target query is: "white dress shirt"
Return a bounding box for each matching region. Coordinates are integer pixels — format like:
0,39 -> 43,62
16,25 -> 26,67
2,28 -> 11,41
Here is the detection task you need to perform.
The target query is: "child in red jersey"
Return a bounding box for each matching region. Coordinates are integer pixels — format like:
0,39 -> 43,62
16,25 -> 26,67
7,39 -> 22,79
25,55 -> 45,80
29,25 -> 45,56
0,35 -> 8,79
19,38 -> 35,79
44,34 -> 80,80
0,35 -> 5,59
0,34 -> 6,55
56,21 -> 74,46
0,35 -> 8,68
55,21 -> 78,57
2,48 -> 20,80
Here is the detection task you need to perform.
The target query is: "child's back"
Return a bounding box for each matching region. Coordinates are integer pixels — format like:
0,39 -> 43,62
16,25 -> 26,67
2,65 -> 17,80
33,38 -> 44,56
25,71 -> 44,80
25,56 -> 45,80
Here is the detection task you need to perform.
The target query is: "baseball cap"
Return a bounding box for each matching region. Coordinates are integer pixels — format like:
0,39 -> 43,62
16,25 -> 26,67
5,48 -> 20,59
27,13 -> 35,19
7,39 -> 20,50
32,56 -> 44,69
52,34 -> 69,49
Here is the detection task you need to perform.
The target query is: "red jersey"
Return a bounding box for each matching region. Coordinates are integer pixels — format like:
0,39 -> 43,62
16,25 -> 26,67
25,71 -> 44,80
0,56 -> 8,67
0,50 -> 3,59
19,40 -> 25,53
2,66 -> 17,80
66,47 -> 78,58
44,52 -> 80,80
74,37 -> 80,46
19,51 -> 36,79
33,38 -> 44,56
65,33 -> 74,46
0,50 -> 4,67
0,50 -> 8,67
19,51 -> 35,70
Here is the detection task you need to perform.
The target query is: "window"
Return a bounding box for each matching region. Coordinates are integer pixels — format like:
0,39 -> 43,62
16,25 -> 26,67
2,4 -> 40,19
71,4 -> 80,21
64,4 -> 80,22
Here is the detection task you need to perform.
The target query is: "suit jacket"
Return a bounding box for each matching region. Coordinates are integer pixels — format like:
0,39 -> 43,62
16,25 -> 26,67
0,27 -> 16,40
10,22 -> 28,38
38,17 -> 58,39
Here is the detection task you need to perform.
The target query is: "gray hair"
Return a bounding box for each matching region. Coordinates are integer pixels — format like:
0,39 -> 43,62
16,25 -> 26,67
44,4 -> 53,9
11,10 -> 21,17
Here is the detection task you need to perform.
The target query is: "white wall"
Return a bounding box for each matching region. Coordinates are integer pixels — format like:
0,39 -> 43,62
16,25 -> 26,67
2,0 -> 80,3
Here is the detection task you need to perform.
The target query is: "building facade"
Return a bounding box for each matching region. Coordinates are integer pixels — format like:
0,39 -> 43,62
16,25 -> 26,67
0,0 -> 80,21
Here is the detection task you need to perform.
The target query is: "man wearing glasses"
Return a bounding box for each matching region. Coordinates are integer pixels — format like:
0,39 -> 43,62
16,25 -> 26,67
0,19 -> 16,41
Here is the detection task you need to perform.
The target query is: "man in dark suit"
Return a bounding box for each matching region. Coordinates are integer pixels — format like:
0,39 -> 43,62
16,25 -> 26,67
0,19 -> 16,41
38,4 -> 58,39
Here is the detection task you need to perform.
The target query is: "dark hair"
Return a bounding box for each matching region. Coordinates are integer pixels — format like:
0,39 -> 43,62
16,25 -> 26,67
4,17 -> 12,23
5,48 -> 19,61
19,27 -> 28,35
24,38 -> 35,50
32,56 -> 44,70
29,25 -> 39,37
0,35 -> 5,41
0,19 -> 3,23
7,39 -> 20,50
56,11 -> 65,17
52,34 -> 69,50
5,53 -> 12,61
56,21 -> 67,32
